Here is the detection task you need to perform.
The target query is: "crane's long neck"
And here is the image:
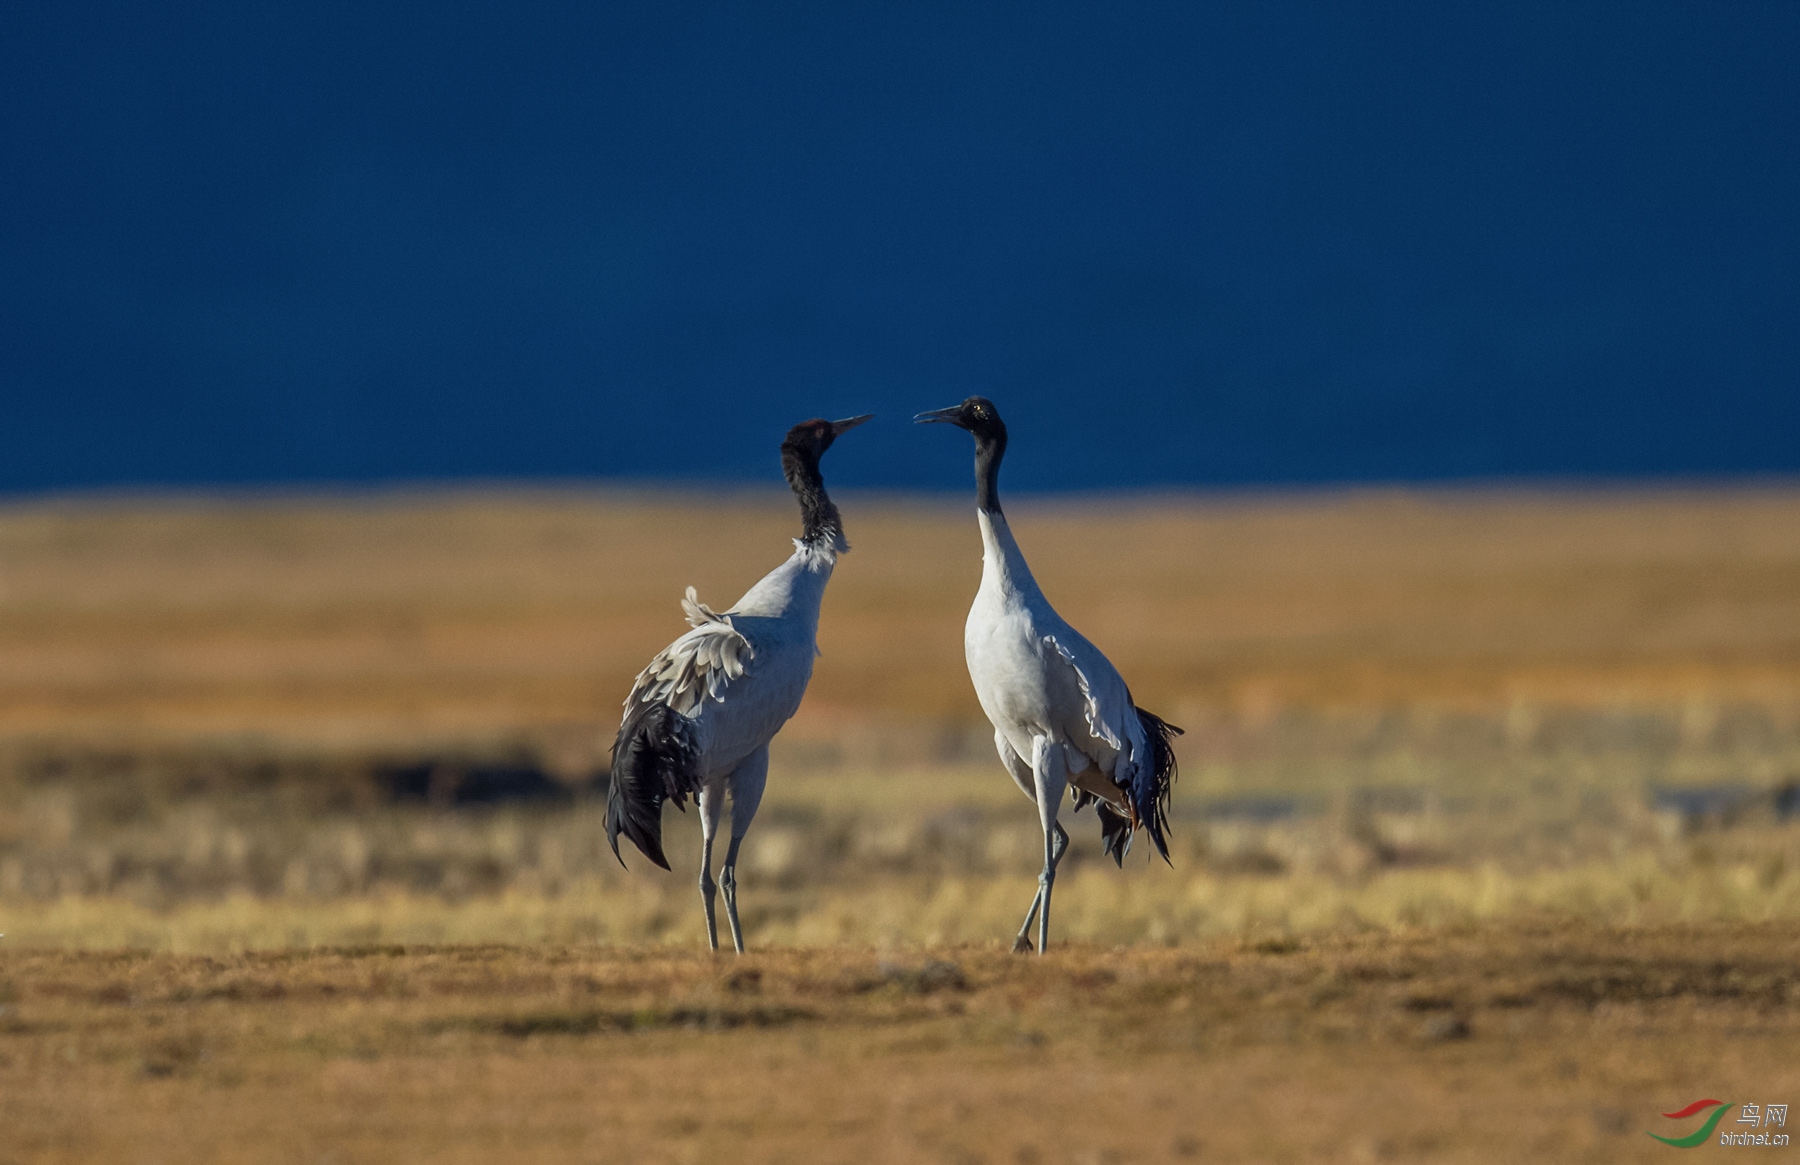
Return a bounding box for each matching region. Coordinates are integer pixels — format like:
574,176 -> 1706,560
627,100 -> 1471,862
973,428 -> 1004,516
976,508 -> 1043,602
968,424 -> 1038,598
782,446 -> 847,554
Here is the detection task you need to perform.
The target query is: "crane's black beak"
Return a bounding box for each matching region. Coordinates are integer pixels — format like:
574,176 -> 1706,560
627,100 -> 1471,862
830,414 -> 874,436
913,405 -> 963,426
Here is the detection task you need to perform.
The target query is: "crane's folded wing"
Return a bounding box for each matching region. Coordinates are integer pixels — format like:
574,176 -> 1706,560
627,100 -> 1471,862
1044,633 -> 1135,755
1044,632 -> 1175,857
627,588 -> 756,719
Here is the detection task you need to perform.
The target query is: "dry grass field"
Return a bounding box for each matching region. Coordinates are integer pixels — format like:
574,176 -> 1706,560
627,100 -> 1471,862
3,484 -> 1799,746
3,926 -> 1798,1164
2,484 -> 1800,1161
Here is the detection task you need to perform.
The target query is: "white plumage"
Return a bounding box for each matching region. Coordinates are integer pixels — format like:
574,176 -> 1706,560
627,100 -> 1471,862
968,512 -> 1160,813
606,416 -> 868,953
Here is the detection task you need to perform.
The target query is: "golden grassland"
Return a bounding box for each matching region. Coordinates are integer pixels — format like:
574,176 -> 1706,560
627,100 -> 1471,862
1,484 -> 1798,751
1,484 -> 1798,950
4,925 -> 1799,1163
1,756 -> 1798,954
2,486 -> 1800,1161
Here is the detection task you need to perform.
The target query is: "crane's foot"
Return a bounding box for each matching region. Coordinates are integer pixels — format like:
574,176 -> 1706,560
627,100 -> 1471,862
1011,935 -> 1034,954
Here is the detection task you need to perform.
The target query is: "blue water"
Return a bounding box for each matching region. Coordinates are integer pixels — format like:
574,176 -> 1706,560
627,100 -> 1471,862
3,3 -> 1796,493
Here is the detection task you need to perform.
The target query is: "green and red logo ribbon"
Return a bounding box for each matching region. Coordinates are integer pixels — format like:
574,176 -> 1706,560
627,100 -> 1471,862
1648,1100 -> 1734,1147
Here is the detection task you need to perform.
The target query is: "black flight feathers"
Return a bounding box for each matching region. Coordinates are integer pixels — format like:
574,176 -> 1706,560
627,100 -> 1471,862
1065,702 -> 1180,864
1131,706 -> 1183,864
605,701 -> 701,871
1065,705 -> 1183,867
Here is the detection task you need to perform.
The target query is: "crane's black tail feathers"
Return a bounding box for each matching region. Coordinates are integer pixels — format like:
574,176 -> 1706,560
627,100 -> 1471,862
1130,706 -> 1183,864
1097,802 -> 1134,866
605,702 -> 701,871
1070,788 -> 1133,866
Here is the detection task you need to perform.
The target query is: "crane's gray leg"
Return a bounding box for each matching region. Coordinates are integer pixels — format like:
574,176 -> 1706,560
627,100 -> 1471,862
1011,821 -> 1068,953
721,745 -> 769,955
697,778 -> 725,951
997,728 -> 1035,801
719,834 -> 747,954
997,729 -> 1047,953
1029,736 -> 1070,956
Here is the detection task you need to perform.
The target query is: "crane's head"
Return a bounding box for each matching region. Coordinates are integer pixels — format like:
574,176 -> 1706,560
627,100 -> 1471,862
782,414 -> 873,465
913,396 -> 1006,445
782,415 -> 871,549
915,396 -> 1008,512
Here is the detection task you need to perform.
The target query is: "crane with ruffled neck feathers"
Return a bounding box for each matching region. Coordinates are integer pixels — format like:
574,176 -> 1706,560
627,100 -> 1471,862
605,414 -> 871,952
916,396 -> 1181,953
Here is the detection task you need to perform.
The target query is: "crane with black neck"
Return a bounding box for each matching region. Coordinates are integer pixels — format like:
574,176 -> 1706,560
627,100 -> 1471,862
606,414 -> 871,953
917,397 -> 1180,953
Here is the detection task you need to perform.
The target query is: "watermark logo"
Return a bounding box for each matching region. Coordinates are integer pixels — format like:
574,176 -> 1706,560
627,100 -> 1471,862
1648,1100 -> 1789,1148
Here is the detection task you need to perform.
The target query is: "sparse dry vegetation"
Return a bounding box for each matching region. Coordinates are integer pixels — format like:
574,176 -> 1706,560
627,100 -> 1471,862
2,486 -> 1799,1161
3,484 -> 1799,744
4,927 -> 1798,1162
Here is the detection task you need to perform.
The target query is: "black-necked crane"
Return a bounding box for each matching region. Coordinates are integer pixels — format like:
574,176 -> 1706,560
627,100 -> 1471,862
916,396 -> 1181,953
606,414 -> 871,952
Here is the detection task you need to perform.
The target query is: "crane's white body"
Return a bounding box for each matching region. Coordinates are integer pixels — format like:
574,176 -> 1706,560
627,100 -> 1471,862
632,538 -> 836,781
620,538 -> 840,951
966,510 -> 1150,814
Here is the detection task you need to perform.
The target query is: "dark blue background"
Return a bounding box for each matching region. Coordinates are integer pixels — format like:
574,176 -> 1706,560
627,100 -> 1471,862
4,3 -> 1796,493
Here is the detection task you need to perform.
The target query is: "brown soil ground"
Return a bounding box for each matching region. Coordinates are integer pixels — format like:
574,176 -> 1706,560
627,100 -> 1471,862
4,922 -> 1798,1164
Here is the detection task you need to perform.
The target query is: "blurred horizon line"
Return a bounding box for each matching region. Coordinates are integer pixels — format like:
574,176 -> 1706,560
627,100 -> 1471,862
6,471 -> 1800,513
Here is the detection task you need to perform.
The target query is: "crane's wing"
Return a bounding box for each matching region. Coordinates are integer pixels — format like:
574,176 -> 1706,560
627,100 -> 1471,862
1044,632 -> 1180,861
626,586 -> 756,719
607,588 -> 755,870
680,586 -> 729,629
1043,633 -> 1139,755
